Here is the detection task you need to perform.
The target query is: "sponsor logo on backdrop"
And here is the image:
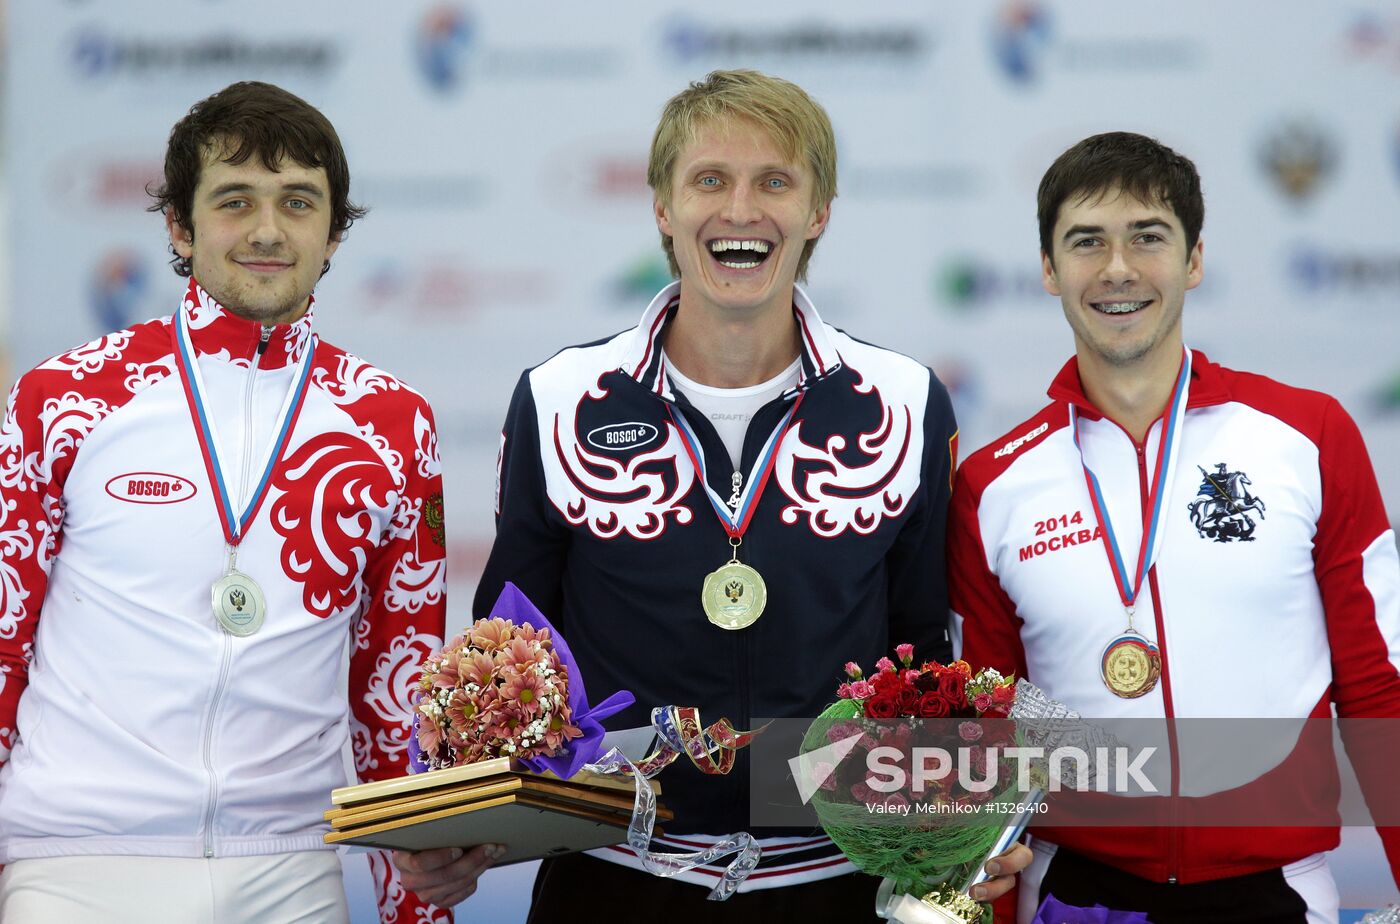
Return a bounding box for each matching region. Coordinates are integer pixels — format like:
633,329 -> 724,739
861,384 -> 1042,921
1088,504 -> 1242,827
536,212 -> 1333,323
934,259 -> 1044,310
930,357 -> 983,436
577,157 -> 649,199
661,17 -> 929,67
1259,120 -> 1338,202
843,165 -> 981,200
355,257 -> 554,319
416,4 -> 475,92
1290,247 -> 1400,295
70,29 -> 338,79
611,256 -> 674,308
990,0 -> 1052,84
1394,119 -> 1400,188
90,250 -> 154,332
1376,370 -> 1400,413
936,258 -> 1224,311
413,4 -> 617,95
50,151 -> 162,210
988,0 -> 1199,86
353,174 -> 486,210
544,146 -> 650,207
1344,12 -> 1400,69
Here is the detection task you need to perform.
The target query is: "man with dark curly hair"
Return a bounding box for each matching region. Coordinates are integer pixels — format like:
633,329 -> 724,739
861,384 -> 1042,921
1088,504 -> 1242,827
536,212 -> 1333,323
0,82 -> 450,923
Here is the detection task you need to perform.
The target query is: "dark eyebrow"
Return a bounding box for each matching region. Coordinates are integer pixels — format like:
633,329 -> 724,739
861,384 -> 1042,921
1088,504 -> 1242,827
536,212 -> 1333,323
206,182 -> 255,200
1061,224 -> 1103,243
205,181 -> 327,200
1061,218 -> 1173,244
281,183 -> 327,200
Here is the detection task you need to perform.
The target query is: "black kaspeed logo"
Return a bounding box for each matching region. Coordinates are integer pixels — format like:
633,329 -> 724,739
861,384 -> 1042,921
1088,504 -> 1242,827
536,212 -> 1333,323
1188,463 -> 1266,542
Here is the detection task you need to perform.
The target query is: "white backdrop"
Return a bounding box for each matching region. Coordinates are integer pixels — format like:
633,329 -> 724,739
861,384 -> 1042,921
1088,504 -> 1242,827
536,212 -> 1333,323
5,1 -> 1399,919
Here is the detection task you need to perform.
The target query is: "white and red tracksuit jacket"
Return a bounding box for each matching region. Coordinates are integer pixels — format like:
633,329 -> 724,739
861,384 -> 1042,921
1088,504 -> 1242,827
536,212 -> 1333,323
0,280 -> 450,923
951,351 -> 1400,889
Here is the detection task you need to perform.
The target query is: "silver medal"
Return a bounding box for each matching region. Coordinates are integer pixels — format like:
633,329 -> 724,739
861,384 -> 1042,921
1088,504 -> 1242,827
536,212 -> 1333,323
211,570 -> 266,637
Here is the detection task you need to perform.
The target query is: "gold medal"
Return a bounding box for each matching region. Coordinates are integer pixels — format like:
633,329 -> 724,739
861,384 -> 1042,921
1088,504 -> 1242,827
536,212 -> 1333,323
212,570 -> 266,637
702,540 -> 767,630
1100,632 -> 1161,698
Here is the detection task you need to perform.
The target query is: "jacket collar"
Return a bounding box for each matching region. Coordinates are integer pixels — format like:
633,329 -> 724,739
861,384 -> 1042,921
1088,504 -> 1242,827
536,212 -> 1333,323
176,278 -> 316,369
617,280 -> 843,401
1046,347 -> 1232,420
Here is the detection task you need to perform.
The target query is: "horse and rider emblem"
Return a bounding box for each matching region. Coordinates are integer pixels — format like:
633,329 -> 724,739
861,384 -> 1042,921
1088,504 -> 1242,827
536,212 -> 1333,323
1187,462 -> 1266,542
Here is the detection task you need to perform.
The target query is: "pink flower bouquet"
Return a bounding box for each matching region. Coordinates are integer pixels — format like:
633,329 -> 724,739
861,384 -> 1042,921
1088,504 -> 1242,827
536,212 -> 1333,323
409,582 -> 633,778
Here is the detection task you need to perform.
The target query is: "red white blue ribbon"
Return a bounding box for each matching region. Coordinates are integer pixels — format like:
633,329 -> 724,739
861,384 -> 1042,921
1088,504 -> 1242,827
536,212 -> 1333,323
668,395 -> 803,540
170,307 -> 316,548
1071,347 -> 1192,611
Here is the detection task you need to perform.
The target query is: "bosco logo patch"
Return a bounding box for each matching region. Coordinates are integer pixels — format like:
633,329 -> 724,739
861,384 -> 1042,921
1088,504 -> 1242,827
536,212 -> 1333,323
104,472 -> 198,505
586,421 -> 660,452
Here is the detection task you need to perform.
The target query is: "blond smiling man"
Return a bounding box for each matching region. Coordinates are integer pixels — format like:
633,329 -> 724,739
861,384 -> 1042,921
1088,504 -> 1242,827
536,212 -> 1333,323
395,70 -> 1031,922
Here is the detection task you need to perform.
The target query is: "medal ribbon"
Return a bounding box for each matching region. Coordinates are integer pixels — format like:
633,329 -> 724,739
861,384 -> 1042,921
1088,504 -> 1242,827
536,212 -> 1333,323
583,706 -> 765,900
668,394 -> 804,540
1070,347 -> 1192,612
171,307 -> 317,549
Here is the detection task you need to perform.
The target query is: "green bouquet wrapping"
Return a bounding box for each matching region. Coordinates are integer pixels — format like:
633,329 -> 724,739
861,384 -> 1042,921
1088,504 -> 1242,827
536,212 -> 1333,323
799,646 -> 1028,923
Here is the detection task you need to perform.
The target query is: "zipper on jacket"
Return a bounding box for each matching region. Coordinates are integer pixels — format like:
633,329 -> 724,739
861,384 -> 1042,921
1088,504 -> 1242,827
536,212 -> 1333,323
1135,439 -> 1182,884
199,326 -> 273,858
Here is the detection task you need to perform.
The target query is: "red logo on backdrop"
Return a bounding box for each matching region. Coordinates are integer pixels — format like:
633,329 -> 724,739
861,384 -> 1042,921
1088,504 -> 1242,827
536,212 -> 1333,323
104,472 -> 198,505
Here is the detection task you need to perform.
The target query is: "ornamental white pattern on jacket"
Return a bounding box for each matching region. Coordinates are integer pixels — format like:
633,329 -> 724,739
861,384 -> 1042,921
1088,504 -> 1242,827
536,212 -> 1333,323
183,286 -> 222,329
775,378 -> 919,537
35,331 -> 134,381
413,407 -> 440,481
121,355 -> 177,394
355,626 -> 438,774
0,393 -> 41,494
549,409 -> 696,540
315,352 -> 405,407
271,431 -> 398,620
38,391 -> 115,540
0,527 -> 36,640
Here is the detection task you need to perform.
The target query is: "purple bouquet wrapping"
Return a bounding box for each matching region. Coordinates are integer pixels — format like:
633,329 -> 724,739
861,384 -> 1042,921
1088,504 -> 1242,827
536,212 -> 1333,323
408,581 -> 634,778
1032,895 -> 1153,924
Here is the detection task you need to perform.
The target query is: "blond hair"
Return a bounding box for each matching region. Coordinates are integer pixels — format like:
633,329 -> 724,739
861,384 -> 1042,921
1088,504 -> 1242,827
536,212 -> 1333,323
648,70 -> 837,282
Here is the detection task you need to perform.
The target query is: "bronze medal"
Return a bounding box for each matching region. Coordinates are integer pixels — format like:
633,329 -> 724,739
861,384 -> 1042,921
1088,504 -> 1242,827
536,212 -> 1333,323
702,560 -> 767,630
212,570 -> 266,637
1070,350 -> 1193,703
1100,632 -> 1161,698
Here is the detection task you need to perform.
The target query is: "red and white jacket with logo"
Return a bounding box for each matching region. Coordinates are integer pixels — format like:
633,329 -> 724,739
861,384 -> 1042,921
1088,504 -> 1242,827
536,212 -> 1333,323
0,280 -> 450,923
951,351 -> 1400,888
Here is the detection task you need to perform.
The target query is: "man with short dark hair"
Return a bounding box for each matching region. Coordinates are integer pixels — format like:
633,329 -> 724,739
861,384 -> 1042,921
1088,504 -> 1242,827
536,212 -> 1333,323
951,131 -> 1400,921
0,81 -> 450,923
395,69 -> 1030,921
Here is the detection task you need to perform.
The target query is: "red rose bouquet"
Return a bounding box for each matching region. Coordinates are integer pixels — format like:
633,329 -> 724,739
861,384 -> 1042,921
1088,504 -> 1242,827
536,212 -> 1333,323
800,645 -> 1026,923
837,644 -> 1016,722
